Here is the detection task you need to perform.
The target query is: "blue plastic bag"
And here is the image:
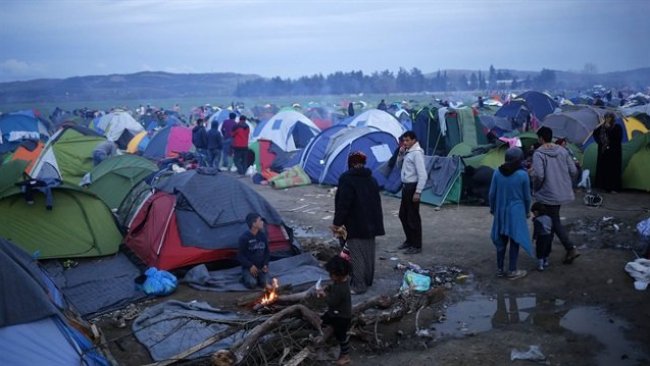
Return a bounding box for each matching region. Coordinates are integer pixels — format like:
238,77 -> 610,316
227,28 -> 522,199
400,270 -> 431,292
141,267 -> 177,296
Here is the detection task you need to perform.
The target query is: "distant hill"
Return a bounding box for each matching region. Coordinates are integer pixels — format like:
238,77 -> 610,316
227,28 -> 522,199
1,67 -> 648,105
0,71 -> 260,104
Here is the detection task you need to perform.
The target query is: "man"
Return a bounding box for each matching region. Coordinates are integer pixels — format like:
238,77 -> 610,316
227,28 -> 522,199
530,126 -> 580,264
92,140 -> 117,166
232,115 -> 251,175
397,131 -> 427,254
220,112 -> 237,171
206,120 -> 223,168
331,152 -> 385,294
191,118 -> 208,166
238,213 -> 270,289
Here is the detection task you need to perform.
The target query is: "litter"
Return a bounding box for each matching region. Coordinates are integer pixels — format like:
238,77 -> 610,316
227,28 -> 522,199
510,345 -> 547,362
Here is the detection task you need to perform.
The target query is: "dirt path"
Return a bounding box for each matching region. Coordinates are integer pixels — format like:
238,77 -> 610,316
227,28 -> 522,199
99,179 -> 650,365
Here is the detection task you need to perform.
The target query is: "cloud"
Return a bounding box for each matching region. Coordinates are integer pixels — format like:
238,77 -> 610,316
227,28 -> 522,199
0,59 -> 47,80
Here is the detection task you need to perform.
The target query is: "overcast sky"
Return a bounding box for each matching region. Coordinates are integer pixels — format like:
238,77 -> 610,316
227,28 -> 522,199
1,0 -> 649,82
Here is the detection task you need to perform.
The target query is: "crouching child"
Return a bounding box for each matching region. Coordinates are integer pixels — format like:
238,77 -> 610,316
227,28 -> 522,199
317,256 -> 353,365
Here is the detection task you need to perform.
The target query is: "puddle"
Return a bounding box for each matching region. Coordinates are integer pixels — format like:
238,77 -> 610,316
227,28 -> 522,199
432,293 -> 648,365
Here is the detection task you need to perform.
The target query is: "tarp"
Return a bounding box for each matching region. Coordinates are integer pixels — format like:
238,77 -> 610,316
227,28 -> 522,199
184,252 -> 328,292
43,253 -> 147,317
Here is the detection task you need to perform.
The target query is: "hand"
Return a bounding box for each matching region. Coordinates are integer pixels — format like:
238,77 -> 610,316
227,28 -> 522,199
262,265 -> 269,273
413,192 -> 421,202
329,225 -> 341,234
249,265 -> 259,277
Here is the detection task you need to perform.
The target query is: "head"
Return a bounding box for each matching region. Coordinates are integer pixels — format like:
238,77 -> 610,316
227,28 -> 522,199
555,138 -> 567,147
400,131 -> 418,149
197,118 -> 205,126
604,112 -> 616,127
536,126 -> 553,144
239,115 -> 247,123
531,202 -> 546,217
245,213 -> 264,232
229,112 -> 237,120
347,151 -> 367,169
505,147 -> 524,165
325,255 -> 351,282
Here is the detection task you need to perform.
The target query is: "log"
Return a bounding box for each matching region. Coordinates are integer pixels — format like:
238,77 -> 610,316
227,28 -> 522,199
230,304 -> 323,365
283,347 -> 312,366
144,326 -> 241,366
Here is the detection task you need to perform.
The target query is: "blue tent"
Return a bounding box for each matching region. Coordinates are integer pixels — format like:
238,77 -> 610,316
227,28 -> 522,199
0,112 -> 50,154
0,238 -> 110,366
495,91 -> 558,128
300,125 -> 398,186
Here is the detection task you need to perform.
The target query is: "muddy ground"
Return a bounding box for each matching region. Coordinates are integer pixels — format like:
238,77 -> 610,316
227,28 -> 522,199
98,178 -> 650,366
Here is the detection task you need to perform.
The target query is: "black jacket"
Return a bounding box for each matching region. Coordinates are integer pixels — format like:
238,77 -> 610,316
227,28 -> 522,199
192,125 -> 208,149
333,167 -> 385,239
207,122 -> 223,150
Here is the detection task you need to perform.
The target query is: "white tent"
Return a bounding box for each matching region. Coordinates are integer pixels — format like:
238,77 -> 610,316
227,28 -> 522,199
344,109 -> 405,139
251,110 -> 320,151
96,110 -> 144,144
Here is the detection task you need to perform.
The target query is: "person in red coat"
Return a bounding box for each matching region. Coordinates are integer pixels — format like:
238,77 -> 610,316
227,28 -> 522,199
232,116 -> 251,174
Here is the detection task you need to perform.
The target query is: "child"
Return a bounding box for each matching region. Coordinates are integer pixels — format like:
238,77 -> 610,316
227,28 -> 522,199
531,202 -> 553,271
237,213 -> 270,289
318,256 -> 352,365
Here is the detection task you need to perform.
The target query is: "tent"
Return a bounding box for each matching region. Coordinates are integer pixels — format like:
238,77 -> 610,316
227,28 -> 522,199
126,130 -> 150,154
0,184 -> 122,259
300,125 -> 398,186
496,91 -> 559,128
0,238 -> 110,366
92,110 -> 144,149
541,106 -> 606,145
252,110 -> 320,152
583,133 -> 650,192
83,154 -> 158,210
340,109 -> 405,140
5,140 -> 44,173
29,125 -> 106,186
121,169 -> 294,270
143,125 -> 193,160
0,112 -> 50,154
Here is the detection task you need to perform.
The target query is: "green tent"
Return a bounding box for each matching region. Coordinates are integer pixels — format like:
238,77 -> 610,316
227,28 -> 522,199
583,133 -> 650,192
395,155 -> 464,207
0,186 -> 122,259
30,125 -> 106,186
449,142 -> 507,169
85,154 -> 158,210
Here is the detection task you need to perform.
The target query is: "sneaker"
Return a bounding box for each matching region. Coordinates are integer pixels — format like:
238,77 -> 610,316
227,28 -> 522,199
537,260 -> 544,272
230,166 -> 237,172
507,270 -> 527,280
543,258 -> 550,268
219,166 -> 228,172
563,248 -> 580,264
403,247 -> 422,254
496,269 -> 506,278
397,241 -> 411,250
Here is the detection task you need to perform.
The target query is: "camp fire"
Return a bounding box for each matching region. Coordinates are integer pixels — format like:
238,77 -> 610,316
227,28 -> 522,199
259,278 -> 280,306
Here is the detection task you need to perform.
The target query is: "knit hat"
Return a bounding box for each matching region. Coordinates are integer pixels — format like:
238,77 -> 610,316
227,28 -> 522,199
504,147 -> 524,163
347,151 -> 367,167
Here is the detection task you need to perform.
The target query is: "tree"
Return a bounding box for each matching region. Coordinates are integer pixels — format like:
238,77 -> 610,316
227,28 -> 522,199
469,73 -> 478,90
488,65 -> 496,88
534,68 -> 556,89
583,63 -> 598,74
478,70 -> 486,90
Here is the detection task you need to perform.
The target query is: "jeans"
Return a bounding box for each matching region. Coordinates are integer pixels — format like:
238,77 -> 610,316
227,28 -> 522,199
233,147 -> 249,174
195,148 -> 208,167
221,138 -> 232,168
541,204 -> 574,252
496,235 -> 520,272
242,267 -> 269,289
207,149 -> 221,168
93,151 -> 107,166
399,183 -> 422,248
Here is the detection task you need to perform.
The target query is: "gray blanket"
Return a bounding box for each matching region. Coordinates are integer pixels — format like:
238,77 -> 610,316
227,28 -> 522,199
43,253 -> 147,318
184,253 -> 328,292
132,300 -> 249,361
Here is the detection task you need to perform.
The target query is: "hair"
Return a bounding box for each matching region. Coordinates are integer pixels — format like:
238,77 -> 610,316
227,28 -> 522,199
531,201 -> 546,215
197,118 -> 204,124
239,115 -> 247,122
347,151 -> 367,168
604,112 -> 616,122
325,255 -> 351,277
229,112 -> 237,119
536,126 -> 553,143
245,212 -> 261,228
400,131 -> 417,140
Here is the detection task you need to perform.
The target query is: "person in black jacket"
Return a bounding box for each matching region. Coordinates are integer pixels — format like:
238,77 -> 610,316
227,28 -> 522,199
331,151 -> 385,294
191,118 -> 208,166
593,112 -> 623,193
206,120 -> 223,168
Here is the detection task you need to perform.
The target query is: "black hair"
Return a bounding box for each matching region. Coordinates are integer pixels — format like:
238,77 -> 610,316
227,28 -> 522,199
239,115 -> 247,122
536,126 -> 553,143
400,130 -> 417,140
229,112 -> 237,119
531,202 -> 546,215
325,255 -> 351,277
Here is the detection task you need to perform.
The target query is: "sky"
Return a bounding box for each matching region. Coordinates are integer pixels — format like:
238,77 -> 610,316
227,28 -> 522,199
1,0 -> 649,82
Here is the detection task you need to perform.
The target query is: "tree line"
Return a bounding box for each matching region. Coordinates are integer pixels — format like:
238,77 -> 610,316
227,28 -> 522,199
234,66 -> 557,97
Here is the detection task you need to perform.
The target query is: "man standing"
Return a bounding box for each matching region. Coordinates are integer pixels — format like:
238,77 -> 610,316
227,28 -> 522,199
397,131 -> 427,254
220,112 -> 237,171
206,120 -> 223,168
530,126 -> 580,265
232,115 -> 250,175
191,118 -> 208,166
331,152 -> 385,294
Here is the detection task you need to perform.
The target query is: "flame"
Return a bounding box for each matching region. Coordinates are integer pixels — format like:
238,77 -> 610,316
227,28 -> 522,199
260,278 -> 279,305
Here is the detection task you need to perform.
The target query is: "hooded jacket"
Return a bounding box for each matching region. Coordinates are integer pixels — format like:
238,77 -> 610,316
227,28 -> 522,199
399,142 -> 427,193
232,122 -> 250,148
531,144 -> 577,205
206,121 -> 223,150
333,167 -> 385,239
192,124 -> 208,149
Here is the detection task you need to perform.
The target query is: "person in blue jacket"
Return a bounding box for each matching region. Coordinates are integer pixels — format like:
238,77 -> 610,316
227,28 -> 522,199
489,147 -> 531,280
238,213 -> 270,289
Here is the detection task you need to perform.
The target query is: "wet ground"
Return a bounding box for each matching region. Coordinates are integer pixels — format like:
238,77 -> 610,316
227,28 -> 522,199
98,179 -> 650,365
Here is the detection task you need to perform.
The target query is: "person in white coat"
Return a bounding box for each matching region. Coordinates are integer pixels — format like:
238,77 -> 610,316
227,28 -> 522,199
396,131 -> 427,254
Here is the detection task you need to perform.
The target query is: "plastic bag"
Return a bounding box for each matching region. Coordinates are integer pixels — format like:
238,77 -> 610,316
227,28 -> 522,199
510,345 -> 546,362
400,270 -> 431,292
141,267 -> 177,296
637,217 -> 650,239
624,258 -> 650,283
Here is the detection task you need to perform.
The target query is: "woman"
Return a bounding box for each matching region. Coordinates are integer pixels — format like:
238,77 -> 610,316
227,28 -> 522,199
489,147 -> 531,280
593,112 -> 623,193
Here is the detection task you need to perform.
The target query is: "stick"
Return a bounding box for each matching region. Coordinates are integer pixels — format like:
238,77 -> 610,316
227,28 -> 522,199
283,347 -> 312,366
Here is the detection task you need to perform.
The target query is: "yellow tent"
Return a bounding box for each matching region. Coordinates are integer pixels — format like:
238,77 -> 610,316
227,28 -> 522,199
126,131 -> 147,153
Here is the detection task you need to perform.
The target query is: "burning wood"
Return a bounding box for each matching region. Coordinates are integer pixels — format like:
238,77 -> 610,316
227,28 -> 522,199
260,277 -> 279,305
